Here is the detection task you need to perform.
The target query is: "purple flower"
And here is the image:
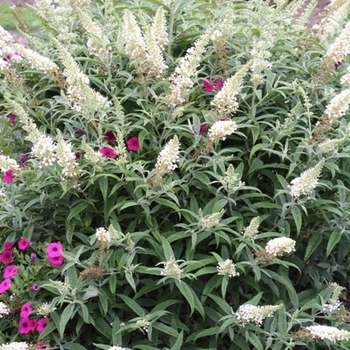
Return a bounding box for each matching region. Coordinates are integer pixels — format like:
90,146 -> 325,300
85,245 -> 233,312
3,265 -> 18,278
7,114 -> 16,125
30,283 -> 40,291
104,131 -> 116,143
30,253 -> 37,261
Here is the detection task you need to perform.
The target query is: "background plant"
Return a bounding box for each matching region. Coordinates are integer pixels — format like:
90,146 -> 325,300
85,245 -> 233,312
0,0 -> 350,349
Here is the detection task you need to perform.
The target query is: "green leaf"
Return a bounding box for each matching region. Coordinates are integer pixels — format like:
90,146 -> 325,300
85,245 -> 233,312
94,317 -> 112,339
67,201 -> 91,221
170,330 -> 183,350
304,233 -> 323,260
291,205 -> 302,234
117,294 -> 145,317
326,231 -> 342,257
64,344 -> 88,350
59,303 -> 76,340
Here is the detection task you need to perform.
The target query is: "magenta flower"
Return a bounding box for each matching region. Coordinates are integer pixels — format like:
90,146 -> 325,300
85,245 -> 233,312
19,154 -> 29,166
20,302 -> 33,318
46,242 -> 63,257
18,238 -> 31,251
4,265 -> 18,278
202,78 -> 223,92
7,114 -> 16,125
3,170 -> 14,184
75,152 -> 81,160
30,253 -> 37,262
0,250 -> 12,264
127,137 -> 140,152
48,255 -> 64,266
4,241 -> 14,251
0,278 -> 11,293
6,52 -> 21,61
104,131 -> 116,143
335,59 -> 345,68
18,318 -> 34,335
37,318 -> 49,333
99,146 -> 117,158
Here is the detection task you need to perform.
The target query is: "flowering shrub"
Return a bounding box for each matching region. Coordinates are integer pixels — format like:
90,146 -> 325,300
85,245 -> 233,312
1,0 -> 350,349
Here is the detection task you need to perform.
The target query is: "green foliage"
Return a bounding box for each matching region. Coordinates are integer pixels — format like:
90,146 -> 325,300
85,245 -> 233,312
1,0 -> 350,349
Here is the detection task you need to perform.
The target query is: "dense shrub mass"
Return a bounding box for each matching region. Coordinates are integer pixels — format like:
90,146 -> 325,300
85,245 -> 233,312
1,0 -> 350,349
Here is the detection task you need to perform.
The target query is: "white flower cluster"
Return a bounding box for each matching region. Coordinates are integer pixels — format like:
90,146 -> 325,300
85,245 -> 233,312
167,29 -> 212,106
341,66 -> 350,86
211,66 -> 248,116
0,154 -> 20,173
136,318 -> 150,333
108,347 -> 126,350
289,159 -> 325,198
324,89 -> 350,124
217,259 -> 239,278
0,302 -> 10,318
265,237 -> 296,257
95,227 -> 111,244
200,209 -> 224,230
236,304 -> 281,326
160,258 -> 183,280
56,132 -> 82,179
323,282 -> 345,313
15,46 -> 59,75
37,302 -> 56,316
324,21 -> 350,63
319,138 -> 341,153
31,134 -> 57,167
154,136 -> 180,176
305,325 -> 350,342
0,342 -> 29,350
208,120 -> 237,141
243,216 -> 260,240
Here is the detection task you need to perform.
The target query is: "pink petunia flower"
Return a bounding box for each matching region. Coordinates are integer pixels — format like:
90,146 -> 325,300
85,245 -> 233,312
0,278 -> 11,293
0,250 -> 12,264
48,255 -> 64,266
18,318 -> 34,335
3,170 -> 14,184
4,241 -> 15,251
20,302 -> 33,318
3,265 -> 18,278
18,238 -> 31,251
46,242 -> 63,257
99,146 -> 117,158
104,131 -> 116,143
126,137 -> 140,152
37,317 -> 50,333
202,78 -> 224,92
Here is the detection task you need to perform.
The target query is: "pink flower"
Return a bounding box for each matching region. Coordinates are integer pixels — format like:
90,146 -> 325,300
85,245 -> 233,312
18,237 -> 31,251
7,114 -> 16,125
202,78 -> 223,92
46,242 -> 63,257
48,255 -> 64,266
126,137 -> 140,152
3,170 -> 14,184
99,146 -> 116,158
0,278 -> 11,293
0,250 -> 12,264
18,318 -> 34,334
37,317 -> 49,333
75,152 -> 81,160
30,283 -> 40,291
6,52 -> 21,61
35,340 -> 50,350
20,302 -> 33,318
4,241 -> 14,251
104,131 -> 116,143
4,265 -> 18,278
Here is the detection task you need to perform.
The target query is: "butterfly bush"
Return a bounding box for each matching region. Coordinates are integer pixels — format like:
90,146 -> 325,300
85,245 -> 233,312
1,0 -> 350,349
